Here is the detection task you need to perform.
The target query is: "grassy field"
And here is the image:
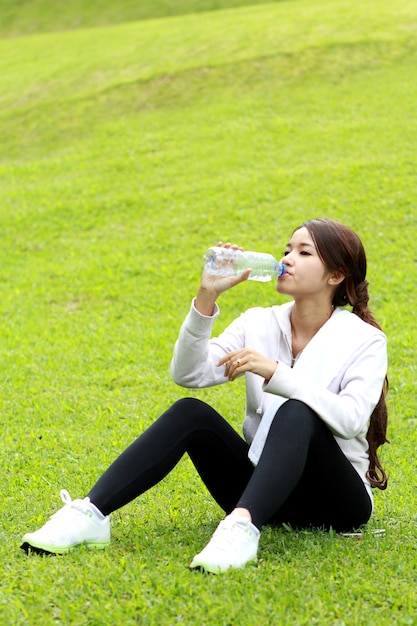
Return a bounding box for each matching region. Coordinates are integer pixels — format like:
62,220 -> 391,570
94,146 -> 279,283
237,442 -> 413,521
0,0 -> 287,37
1,0 -> 417,623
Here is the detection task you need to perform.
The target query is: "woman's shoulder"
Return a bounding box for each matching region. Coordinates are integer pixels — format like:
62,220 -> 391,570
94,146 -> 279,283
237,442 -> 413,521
332,307 -> 386,341
243,301 -> 293,320
237,302 -> 293,339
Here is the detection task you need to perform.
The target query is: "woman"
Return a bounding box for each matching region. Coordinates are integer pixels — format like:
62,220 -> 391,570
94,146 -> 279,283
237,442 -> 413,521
21,218 -> 389,573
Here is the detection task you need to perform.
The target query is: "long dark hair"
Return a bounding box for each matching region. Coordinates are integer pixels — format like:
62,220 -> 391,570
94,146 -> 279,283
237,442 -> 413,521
301,218 -> 389,490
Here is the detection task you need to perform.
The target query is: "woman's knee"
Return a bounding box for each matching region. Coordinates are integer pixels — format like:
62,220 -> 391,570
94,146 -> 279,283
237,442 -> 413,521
170,397 -> 203,412
161,397 -> 220,429
272,400 -> 322,433
168,397 -> 212,417
278,399 -> 317,419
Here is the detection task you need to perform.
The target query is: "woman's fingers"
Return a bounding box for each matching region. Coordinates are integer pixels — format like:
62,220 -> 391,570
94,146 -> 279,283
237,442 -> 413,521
218,351 -> 246,380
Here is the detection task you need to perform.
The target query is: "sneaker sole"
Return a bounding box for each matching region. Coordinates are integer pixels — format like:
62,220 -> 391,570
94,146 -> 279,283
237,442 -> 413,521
189,555 -> 257,574
189,561 -> 222,574
20,539 -> 110,555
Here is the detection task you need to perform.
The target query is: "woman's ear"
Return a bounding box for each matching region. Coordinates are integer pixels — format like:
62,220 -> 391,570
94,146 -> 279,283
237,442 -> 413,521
328,271 -> 345,286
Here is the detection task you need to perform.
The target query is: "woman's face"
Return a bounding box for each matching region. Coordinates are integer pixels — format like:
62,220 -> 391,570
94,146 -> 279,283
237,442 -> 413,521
277,227 -> 336,300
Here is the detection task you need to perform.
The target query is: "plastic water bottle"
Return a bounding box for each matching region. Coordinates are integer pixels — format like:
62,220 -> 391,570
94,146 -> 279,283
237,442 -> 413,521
203,246 -> 287,282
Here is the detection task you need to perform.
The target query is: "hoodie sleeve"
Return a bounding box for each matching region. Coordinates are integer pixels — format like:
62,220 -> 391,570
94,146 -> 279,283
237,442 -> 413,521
170,299 -> 247,388
263,333 -> 387,439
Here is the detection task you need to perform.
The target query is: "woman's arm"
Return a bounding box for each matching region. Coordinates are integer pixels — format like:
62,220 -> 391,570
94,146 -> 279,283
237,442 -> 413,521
171,244 -> 251,388
263,334 -> 387,439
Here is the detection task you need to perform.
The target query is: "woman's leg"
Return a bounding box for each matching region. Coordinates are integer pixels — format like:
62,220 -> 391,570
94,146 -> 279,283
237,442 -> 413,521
89,397 -> 254,515
236,400 -> 372,532
190,400 -> 373,572
21,398 -> 254,555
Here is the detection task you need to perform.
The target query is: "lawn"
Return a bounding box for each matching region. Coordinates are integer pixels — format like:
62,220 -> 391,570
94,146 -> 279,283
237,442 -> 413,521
0,0 -> 287,36
1,0 -> 417,623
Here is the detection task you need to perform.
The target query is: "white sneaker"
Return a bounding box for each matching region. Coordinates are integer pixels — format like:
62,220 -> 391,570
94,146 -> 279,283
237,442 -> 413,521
190,513 -> 260,574
21,489 -> 110,555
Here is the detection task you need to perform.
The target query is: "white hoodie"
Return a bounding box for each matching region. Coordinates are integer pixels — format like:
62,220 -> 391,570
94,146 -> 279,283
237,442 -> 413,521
171,299 -> 387,489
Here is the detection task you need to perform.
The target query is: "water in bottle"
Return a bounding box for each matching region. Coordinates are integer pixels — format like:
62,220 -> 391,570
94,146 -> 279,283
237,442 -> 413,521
203,246 -> 287,282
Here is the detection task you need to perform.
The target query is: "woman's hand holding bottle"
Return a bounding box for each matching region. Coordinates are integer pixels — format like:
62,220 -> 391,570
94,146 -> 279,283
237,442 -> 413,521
195,242 -> 251,316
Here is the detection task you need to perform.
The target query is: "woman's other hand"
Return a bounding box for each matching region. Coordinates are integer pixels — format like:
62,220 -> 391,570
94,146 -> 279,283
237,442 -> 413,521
217,348 -> 278,382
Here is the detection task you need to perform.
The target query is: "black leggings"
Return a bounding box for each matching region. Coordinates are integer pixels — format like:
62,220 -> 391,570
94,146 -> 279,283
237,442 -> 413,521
88,398 -> 372,532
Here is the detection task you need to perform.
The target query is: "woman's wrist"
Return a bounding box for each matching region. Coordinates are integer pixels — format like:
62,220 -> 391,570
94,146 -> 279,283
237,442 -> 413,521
264,361 -> 279,384
195,287 -> 217,316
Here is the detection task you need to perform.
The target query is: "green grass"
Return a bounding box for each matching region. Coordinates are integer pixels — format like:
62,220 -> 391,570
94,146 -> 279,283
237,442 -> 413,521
0,0 -> 288,37
1,0 -> 417,623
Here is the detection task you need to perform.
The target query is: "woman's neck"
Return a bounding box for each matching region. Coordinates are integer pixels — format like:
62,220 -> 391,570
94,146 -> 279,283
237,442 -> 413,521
290,300 -> 334,357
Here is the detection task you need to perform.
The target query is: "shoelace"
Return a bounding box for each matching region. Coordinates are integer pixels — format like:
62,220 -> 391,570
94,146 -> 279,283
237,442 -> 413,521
60,489 -> 73,506
45,489 -> 89,524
